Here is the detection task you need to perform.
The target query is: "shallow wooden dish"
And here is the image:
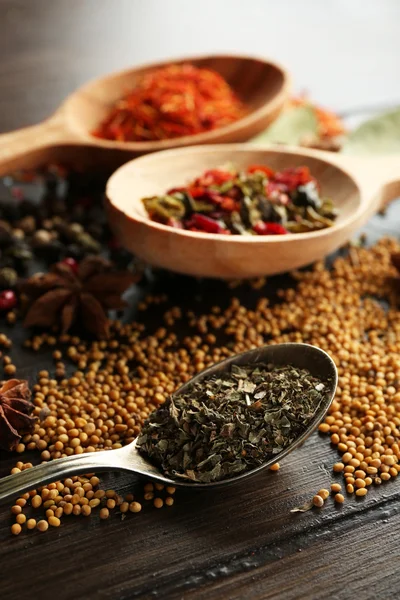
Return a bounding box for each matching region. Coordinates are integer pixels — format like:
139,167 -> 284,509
106,144 -> 400,279
0,55 -> 289,175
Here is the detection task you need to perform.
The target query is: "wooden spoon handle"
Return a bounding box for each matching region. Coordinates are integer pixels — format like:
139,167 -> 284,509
326,153 -> 400,212
0,114 -> 76,176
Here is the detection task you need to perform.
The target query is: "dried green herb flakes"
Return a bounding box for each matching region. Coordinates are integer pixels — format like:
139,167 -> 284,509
138,363 -> 329,483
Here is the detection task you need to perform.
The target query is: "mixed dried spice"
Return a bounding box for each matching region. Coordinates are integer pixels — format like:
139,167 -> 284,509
142,164 -> 338,235
93,64 -> 245,142
137,363 -> 329,483
289,96 -> 346,151
2,164 -> 400,536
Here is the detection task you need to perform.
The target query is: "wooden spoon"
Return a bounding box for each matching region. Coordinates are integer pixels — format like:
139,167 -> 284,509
0,55 -> 289,176
106,144 -> 400,279
0,343 -> 336,502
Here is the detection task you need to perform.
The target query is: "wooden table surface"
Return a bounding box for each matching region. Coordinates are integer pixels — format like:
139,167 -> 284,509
1,2 -> 400,599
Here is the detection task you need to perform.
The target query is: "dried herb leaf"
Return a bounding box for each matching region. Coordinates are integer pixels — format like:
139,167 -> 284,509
138,363 -> 329,483
342,107 -> 400,155
251,105 -> 318,146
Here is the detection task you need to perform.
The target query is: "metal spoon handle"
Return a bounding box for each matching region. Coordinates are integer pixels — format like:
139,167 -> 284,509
0,450 -> 118,504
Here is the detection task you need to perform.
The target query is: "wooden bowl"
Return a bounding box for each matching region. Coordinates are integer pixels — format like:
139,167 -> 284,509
106,144 -> 400,279
0,55 -> 289,175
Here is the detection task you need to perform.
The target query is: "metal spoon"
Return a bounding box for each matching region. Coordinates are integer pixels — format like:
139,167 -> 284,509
0,343 -> 337,503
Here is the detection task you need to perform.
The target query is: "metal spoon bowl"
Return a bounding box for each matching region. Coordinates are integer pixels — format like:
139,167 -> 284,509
0,343 -> 337,503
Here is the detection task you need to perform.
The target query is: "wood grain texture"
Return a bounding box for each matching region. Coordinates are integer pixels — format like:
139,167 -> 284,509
1,2 -> 400,599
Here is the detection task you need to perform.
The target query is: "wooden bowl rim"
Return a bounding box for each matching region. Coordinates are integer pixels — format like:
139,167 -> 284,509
106,143 -> 363,244
65,53 -> 290,151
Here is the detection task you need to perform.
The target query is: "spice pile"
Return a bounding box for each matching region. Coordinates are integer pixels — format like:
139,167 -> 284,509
289,96 -> 346,151
143,164 -> 337,234
8,465 -> 176,536
1,165 -> 400,535
138,363 -> 329,482
93,64 -> 245,142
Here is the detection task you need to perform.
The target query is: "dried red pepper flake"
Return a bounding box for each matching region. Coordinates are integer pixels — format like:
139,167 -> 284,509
167,218 -> 184,229
142,163 -> 337,236
253,222 -> 288,235
187,214 -> 225,234
92,64 -> 245,142
220,198 -> 239,213
186,186 -> 209,199
194,169 -> 237,187
273,167 -> 315,191
247,165 -> 275,178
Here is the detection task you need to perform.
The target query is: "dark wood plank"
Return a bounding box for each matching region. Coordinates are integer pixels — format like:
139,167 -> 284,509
1,2 -> 400,600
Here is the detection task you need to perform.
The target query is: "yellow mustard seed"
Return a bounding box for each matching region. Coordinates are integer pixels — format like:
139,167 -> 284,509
16,514 -> 26,525
48,516 -> 61,527
333,463 -> 344,473
317,489 -> 329,501
308,495 -> 323,511
26,518 -> 36,530
129,502 -> 142,513
11,523 -> 22,535
37,520 -> 49,532
81,505 -> 91,517
269,463 -> 280,472
99,508 -> 109,519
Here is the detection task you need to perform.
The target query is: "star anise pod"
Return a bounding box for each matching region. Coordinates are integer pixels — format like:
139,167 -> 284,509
0,379 -> 35,451
20,256 -> 137,338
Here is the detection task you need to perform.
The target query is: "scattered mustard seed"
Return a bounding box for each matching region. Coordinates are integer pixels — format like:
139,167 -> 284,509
317,489 -> 329,501
129,502 -> 142,513
26,519 -> 36,530
11,523 -> 22,535
269,463 -> 280,472
99,508 -> 109,519
312,495 -> 324,508
37,520 -> 49,532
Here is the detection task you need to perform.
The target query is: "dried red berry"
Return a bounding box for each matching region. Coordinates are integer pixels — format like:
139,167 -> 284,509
0,290 -> 17,312
61,257 -> 79,274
